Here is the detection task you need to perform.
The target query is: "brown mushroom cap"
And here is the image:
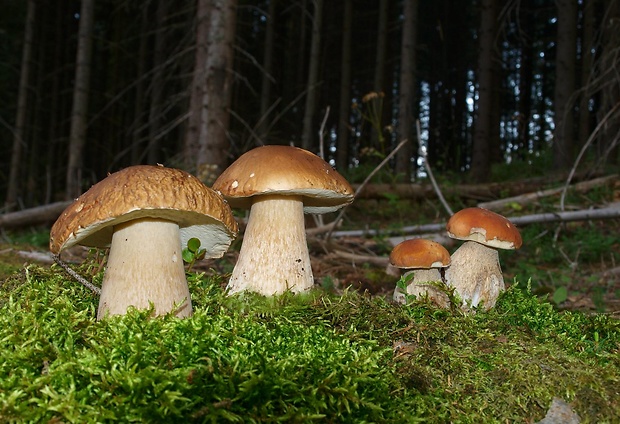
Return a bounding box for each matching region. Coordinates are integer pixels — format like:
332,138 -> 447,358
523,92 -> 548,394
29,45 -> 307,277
49,165 -> 238,256
389,238 -> 451,269
212,145 -> 354,213
446,207 -> 522,249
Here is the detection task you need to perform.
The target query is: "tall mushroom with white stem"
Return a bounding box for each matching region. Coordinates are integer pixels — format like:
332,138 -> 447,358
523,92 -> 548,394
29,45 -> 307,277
390,238 -> 451,308
50,165 -> 238,320
444,207 -> 522,311
212,145 -> 354,295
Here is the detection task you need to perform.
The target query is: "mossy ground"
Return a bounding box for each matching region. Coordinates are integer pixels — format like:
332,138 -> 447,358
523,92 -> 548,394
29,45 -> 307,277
0,263 -> 618,423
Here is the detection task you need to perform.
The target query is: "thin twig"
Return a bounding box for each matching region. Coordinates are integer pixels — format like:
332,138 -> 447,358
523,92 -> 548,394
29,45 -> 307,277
560,101 -> 620,211
325,138 -> 409,241
417,120 -> 453,216
52,254 -> 101,295
318,106 -> 330,159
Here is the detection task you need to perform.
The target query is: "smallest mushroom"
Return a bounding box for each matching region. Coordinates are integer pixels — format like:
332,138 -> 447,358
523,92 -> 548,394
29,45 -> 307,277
444,207 -> 522,311
390,238 -> 451,308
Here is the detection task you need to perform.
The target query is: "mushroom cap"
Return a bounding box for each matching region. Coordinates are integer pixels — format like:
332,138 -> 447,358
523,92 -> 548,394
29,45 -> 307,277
49,165 -> 238,256
212,145 -> 354,213
389,238 -> 451,269
446,207 -> 522,249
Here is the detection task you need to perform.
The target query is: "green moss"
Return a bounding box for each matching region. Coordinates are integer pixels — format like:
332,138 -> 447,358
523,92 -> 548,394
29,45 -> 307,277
0,266 -> 618,422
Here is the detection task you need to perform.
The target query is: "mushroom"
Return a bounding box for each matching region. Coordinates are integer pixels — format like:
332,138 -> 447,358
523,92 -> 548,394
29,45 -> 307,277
49,165 -> 238,319
212,145 -> 354,295
444,207 -> 522,311
389,238 -> 451,308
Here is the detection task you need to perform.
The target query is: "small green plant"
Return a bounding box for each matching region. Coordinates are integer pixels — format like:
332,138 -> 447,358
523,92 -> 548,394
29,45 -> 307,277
182,238 -> 206,272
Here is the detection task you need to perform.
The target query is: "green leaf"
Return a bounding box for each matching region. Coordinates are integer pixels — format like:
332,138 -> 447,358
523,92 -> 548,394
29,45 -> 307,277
187,237 -> 202,253
552,286 -> 568,305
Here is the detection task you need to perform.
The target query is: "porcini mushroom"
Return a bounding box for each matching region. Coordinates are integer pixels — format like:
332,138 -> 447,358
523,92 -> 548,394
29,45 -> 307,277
444,207 -> 522,311
390,238 -> 451,308
49,165 -> 238,320
212,145 -> 354,295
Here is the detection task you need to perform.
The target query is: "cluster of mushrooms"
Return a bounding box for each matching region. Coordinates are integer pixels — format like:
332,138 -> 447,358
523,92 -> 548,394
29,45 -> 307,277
49,145 -> 521,320
390,207 -> 522,312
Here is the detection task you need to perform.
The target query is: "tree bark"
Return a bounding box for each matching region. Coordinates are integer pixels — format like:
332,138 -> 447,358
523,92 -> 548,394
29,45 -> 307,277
336,0 -> 353,171
6,0 -> 36,210
257,0 -> 277,143
301,0 -> 323,151
65,0 -> 95,199
553,0 -> 577,170
471,0 -> 499,183
197,0 -> 238,184
146,0 -> 168,165
395,0 -> 418,180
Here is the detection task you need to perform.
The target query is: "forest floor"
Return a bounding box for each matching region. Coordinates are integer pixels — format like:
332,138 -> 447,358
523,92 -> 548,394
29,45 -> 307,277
1,172 -> 619,314
0,170 -> 618,421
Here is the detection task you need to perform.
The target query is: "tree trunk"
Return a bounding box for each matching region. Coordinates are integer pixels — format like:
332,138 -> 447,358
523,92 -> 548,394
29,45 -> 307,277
197,0 -> 238,184
257,0 -> 277,143
301,0 -> 323,151
516,0 -> 534,160
6,0 -> 36,210
132,5 -> 150,164
370,0 -> 389,154
577,0 -> 595,153
65,0 -> 95,199
553,0 -> 577,170
471,0 -> 499,183
147,0 -> 167,165
395,0 -> 418,180
336,0 -> 353,171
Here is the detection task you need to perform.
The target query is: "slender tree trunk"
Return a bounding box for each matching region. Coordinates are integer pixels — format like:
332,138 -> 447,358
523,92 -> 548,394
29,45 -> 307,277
395,0 -> 418,180
577,0 -> 595,152
370,0 -> 389,154
516,0 -> 534,160
147,0 -> 167,164
257,0 -> 277,143
65,0 -> 95,199
197,0 -> 237,184
132,5 -> 150,164
6,0 -> 36,209
184,0 -> 210,170
336,0 -> 353,171
471,0 -> 499,183
301,0 -> 323,151
553,0 -> 577,170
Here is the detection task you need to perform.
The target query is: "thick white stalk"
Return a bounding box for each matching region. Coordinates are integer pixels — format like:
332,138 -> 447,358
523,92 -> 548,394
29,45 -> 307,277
227,194 -> 313,295
98,218 -> 192,319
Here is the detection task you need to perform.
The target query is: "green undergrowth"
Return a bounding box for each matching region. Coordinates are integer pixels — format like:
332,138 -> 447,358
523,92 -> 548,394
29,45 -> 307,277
0,266 -> 618,423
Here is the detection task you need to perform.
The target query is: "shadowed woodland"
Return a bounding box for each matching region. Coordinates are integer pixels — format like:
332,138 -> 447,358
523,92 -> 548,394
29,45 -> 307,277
1,0 -> 619,207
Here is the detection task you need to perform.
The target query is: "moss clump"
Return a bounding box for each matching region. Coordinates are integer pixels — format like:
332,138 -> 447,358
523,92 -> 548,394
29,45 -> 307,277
0,266 -> 618,422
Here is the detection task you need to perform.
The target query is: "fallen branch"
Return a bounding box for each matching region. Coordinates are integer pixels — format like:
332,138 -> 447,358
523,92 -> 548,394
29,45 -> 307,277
0,201 -> 71,229
478,175 -> 618,211
325,203 -> 620,238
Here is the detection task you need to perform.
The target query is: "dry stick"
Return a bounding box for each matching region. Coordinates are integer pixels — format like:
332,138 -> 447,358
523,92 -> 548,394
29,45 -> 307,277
317,105 -> 331,160
52,254 -> 101,295
560,101 -> 620,211
416,120 -> 454,216
325,138 -> 409,242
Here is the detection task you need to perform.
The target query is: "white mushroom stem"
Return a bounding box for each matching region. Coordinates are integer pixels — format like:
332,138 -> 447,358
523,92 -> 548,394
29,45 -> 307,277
98,217 -> 192,320
393,269 -> 450,308
444,241 -> 505,311
227,194 -> 313,295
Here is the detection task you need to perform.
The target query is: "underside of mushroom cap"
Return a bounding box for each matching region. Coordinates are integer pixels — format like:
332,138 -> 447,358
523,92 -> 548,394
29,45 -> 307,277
49,165 -> 238,256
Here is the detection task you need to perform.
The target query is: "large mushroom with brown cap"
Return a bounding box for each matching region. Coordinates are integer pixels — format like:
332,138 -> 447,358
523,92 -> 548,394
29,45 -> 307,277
50,165 -> 238,320
212,145 -> 354,295
390,238 -> 451,307
444,207 -> 522,311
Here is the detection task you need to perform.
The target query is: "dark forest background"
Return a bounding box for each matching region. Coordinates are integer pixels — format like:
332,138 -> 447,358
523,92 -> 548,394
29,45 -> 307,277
1,0 -> 619,211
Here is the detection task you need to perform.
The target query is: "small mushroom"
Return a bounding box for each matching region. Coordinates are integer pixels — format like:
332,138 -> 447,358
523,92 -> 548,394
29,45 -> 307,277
212,145 -> 354,295
444,207 -> 522,311
389,238 -> 451,308
49,165 -> 238,319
